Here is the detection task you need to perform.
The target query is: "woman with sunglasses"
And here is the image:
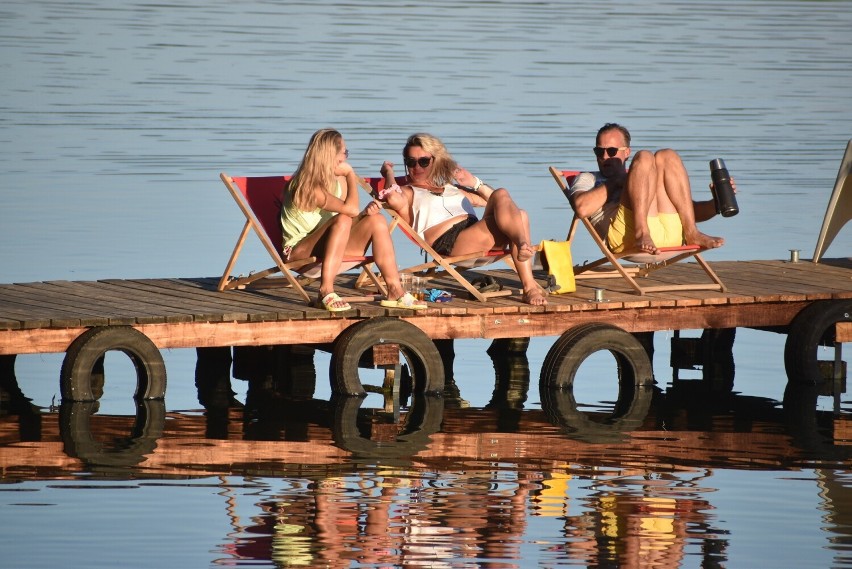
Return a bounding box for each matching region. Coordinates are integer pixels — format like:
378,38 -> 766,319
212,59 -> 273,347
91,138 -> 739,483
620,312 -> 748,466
569,122 -> 726,255
281,128 -> 426,311
378,132 -> 547,306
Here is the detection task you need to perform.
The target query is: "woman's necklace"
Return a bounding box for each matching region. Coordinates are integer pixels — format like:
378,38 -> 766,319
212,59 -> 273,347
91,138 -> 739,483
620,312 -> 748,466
412,179 -> 444,194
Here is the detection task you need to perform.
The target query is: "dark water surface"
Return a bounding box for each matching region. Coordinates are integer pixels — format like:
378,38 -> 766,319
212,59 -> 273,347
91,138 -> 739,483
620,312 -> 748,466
2,1 -> 852,567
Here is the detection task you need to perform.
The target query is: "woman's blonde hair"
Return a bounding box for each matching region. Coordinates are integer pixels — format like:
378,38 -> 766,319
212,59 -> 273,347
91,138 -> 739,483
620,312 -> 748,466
288,128 -> 342,211
403,133 -> 458,185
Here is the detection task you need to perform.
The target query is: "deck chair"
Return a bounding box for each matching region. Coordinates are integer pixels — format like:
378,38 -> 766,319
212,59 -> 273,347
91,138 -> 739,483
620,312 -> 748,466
218,173 -> 386,302
813,139 -> 852,263
548,167 -> 726,295
360,176 -> 515,302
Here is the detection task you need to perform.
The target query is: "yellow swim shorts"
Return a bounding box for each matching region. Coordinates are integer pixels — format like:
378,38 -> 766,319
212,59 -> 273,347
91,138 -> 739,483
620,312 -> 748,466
607,205 -> 683,253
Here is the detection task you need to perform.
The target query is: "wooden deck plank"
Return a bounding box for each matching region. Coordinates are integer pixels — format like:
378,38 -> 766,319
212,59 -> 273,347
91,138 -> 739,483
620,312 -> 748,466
709,268 -> 796,302
748,260 -> 852,298
150,277 -> 342,314
0,285 -> 114,327
185,277 -> 395,320
16,281 -> 178,325
0,259 -> 849,353
40,280 -> 196,324
98,279 -> 269,322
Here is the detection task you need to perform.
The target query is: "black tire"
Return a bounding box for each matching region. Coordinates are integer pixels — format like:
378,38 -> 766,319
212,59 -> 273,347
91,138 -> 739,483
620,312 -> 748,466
539,323 -> 654,440
784,300 -> 852,384
59,399 -> 166,471
60,326 -> 167,401
331,393 -> 444,461
330,317 -> 444,396
540,323 -> 654,390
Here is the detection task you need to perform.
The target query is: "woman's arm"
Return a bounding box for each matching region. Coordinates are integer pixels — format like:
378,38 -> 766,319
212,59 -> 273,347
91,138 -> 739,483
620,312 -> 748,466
379,161 -> 413,224
318,165 -> 361,217
453,166 -> 491,207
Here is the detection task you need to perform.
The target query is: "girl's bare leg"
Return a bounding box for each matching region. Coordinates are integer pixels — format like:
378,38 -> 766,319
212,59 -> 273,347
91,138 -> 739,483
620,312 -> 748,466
347,213 -> 405,299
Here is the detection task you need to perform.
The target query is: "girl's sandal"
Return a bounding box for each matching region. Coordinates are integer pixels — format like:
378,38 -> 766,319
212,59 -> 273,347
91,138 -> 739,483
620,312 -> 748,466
380,292 -> 428,310
317,292 -> 352,312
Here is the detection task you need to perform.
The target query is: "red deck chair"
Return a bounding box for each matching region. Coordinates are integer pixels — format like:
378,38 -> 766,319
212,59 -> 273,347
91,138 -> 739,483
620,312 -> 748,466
549,167 -> 725,295
218,173 -> 386,302
360,176 -> 515,302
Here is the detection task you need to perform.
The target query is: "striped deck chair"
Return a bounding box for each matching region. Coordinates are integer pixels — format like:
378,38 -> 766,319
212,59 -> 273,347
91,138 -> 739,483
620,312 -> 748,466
548,167 -> 725,295
360,176 -> 515,302
218,173 -> 386,302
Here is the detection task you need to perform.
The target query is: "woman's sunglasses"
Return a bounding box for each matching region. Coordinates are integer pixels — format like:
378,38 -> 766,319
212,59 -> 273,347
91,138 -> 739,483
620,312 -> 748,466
404,156 -> 433,168
593,146 -> 628,158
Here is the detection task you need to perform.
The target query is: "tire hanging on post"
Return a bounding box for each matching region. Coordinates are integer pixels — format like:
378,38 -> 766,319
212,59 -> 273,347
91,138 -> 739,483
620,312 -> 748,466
784,300 -> 852,384
60,326 -> 167,402
330,317 -> 444,396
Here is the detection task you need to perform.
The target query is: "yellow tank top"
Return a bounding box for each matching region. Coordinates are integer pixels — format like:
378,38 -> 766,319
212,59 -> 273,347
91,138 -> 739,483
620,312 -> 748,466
280,180 -> 342,249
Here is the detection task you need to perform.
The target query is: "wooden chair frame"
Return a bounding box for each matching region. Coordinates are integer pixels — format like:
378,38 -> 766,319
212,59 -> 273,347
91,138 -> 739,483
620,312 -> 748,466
548,167 -> 725,295
218,172 -> 386,302
360,176 -> 516,302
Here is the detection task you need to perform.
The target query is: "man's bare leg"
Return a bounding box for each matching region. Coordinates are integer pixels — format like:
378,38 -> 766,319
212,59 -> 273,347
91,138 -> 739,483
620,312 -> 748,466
654,149 -> 724,249
623,150 -> 660,253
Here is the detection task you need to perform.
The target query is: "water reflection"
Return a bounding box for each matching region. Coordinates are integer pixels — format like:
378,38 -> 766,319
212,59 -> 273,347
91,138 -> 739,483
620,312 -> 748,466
2,343 -> 851,566
2,344 -> 851,474
554,468 -> 728,568
59,399 -> 165,474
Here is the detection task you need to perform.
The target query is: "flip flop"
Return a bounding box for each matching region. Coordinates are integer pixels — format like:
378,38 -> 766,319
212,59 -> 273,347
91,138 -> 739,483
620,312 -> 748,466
380,292 -> 428,310
317,292 -> 352,312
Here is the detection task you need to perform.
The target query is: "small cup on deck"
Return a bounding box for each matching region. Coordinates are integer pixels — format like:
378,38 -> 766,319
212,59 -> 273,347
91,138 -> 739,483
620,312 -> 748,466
413,276 -> 427,300
401,274 -> 414,295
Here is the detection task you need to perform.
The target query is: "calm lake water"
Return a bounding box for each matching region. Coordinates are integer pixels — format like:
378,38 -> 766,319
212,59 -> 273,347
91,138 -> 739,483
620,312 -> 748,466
2,1 -> 852,567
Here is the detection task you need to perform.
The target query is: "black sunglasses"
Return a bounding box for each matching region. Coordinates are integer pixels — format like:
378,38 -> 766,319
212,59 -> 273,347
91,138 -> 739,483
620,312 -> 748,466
593,146 -> 628,158
404,156 -> 433,168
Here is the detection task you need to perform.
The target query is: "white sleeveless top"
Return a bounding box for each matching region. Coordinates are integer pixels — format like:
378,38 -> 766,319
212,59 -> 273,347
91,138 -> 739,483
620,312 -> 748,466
410,184 -> 476,238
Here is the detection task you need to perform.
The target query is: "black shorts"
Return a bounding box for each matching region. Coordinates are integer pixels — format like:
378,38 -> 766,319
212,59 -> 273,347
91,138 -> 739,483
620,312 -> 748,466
431,215 -> 478,256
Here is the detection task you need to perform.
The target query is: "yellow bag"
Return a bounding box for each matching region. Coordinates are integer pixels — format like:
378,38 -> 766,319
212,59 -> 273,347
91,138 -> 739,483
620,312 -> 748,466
539,240 -> 576,294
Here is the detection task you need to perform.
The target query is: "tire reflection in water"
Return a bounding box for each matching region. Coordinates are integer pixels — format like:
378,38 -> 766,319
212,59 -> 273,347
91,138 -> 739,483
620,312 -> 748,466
59,399 -> 166,473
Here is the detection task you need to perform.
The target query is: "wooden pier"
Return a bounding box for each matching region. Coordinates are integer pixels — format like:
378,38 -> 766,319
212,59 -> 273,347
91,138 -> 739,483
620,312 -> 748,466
0,257 -> 850,398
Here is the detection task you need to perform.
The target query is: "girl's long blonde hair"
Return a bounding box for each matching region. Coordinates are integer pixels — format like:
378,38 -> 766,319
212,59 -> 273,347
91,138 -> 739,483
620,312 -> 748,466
288,128 -> 342,211
403,133 -> 458,185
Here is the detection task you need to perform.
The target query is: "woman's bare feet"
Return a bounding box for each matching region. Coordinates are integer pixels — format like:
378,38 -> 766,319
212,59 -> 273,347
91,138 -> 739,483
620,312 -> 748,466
523,286 -> 548,306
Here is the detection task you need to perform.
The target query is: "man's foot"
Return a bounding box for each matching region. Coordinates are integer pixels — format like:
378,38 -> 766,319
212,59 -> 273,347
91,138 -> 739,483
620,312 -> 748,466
636,235 -> 659,255
516,242 -> 535,263
523,286 -> 548,306
685,231 -> 725,249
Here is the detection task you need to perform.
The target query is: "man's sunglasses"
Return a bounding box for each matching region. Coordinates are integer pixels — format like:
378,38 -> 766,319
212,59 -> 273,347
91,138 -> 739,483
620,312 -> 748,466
593,146 -> 628,158
404,156 -> 433,168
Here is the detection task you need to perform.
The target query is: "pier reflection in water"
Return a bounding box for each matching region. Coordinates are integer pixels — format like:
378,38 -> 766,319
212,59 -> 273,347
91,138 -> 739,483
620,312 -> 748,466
1,339 -> 850,567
